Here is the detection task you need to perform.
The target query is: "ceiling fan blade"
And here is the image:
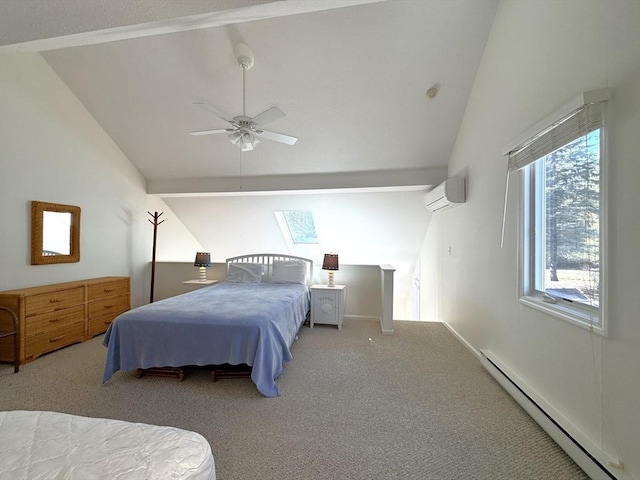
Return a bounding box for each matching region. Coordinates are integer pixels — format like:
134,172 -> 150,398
258,129 -> 298,146
188,128 -> 231,136
251,106 -> 285,127
193,102 -> 234,124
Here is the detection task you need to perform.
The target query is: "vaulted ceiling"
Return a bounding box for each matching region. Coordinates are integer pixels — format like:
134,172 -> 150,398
1,0 -> 498,317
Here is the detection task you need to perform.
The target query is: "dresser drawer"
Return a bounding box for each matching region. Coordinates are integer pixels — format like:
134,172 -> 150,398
87,310 -> 126,337
25,321 -> 85,358
1,276 -> 130,365
25,305 -> 85,337
88,294 -> 129,319
88,279 -> 129,301
25,287 -> 84,317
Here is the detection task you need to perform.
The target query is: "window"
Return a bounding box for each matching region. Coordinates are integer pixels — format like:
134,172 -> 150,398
281,210 -> 318,244
504,90 -> 608,333
274,211 -> 318,253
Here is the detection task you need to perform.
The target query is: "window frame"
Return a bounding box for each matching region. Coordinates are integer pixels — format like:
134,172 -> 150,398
274,210 -> 320,257
517,116 -> 609,336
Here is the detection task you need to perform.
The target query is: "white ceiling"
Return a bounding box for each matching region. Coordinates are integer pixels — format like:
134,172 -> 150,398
1,0 -> 499,317
3,0 -> 498,193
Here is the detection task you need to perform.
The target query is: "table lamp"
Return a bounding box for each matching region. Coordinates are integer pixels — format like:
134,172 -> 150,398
322,253 -> 339,287
194,252 -> 211,282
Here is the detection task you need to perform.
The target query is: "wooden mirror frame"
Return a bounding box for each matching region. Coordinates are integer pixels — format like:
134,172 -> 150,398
31,201 -> 81,265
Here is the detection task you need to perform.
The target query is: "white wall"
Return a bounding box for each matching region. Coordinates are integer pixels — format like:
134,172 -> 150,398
421,0 -> 639,478
419,212 -> 440,322
0,51 -> 202,307
163,190 -> 430,319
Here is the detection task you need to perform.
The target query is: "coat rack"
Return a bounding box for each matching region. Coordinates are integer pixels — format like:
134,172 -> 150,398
148,211 -> 164,303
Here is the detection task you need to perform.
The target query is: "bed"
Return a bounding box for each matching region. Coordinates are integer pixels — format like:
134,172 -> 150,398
102,254 -> 312,397
0,410 -> 215,480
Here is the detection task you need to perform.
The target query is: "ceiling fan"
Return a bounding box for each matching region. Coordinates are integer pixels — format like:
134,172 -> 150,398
189,42 -> 297,152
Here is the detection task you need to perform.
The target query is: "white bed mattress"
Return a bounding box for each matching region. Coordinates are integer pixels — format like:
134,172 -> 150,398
0,410 -> 216,480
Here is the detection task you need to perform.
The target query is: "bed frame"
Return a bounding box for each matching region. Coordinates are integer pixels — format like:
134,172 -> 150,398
136,253 -> 313,382
212,253 -> 313,381
226,253 -> 314,285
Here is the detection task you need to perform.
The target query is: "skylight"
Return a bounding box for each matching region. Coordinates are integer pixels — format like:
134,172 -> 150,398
280,210 -> 318,244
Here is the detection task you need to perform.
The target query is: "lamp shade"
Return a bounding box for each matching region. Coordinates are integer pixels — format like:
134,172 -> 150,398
322,254 -> 339,271
194,252 -> 211,267
229,131 -> 259,151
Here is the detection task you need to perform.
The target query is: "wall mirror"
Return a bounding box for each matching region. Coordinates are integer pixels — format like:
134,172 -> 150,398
31,201 -> 81,265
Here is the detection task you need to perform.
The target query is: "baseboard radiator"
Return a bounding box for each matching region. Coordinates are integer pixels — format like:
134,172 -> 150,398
479,349 -> 624,480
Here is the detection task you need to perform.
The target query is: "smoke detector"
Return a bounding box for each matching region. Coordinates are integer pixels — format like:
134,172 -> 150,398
426,84 -> 440,99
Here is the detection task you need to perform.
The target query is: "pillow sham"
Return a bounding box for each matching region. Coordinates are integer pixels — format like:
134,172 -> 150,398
271,260 -> 307,285
226,263 -> 263,283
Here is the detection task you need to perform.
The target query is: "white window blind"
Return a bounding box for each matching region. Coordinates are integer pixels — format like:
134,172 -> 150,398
499,89 -> 609,247
507,102 -> 604,172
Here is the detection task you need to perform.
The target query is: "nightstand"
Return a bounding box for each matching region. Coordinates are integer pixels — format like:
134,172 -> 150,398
310,284 -> 346,330
182,279 -> 218,292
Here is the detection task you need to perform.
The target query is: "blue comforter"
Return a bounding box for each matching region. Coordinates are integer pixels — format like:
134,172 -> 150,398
102,282 -> 310,397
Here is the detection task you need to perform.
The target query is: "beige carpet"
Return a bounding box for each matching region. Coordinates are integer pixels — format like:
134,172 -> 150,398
0,320 -> 588,480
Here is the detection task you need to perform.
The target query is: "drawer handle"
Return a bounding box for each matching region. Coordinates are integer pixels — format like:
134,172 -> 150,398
49,299 -> 62,303
49,336 -> 64,343
103,288 -> 114,292
104,320 -> 112,325
49,318 -> 60,323
103,305 -> 113,309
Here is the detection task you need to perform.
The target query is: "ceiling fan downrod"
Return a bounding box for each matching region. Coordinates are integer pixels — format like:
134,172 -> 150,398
189,40 -> 297,150
235,42 -> 254,117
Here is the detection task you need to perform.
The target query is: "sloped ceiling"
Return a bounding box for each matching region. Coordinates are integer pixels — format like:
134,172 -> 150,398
0,0 -> 498,318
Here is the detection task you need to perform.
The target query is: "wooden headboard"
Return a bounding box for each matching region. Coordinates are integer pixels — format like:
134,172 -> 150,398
226,253 -> 314,285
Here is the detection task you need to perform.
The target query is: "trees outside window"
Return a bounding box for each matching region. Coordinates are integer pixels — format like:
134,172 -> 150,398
537,129 -> 600,307
523,126 -> 604,331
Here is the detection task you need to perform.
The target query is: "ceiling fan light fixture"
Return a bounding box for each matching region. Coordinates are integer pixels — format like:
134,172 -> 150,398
236,131 -> 260,152
190,42 -> 297,151
228,131 -> 242,145
240,138 -> 253,152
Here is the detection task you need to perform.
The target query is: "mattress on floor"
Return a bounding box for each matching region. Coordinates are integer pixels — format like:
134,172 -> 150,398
0,410 -> 215,480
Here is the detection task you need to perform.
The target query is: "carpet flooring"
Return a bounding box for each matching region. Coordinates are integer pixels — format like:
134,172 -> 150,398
0,319 -> 589,479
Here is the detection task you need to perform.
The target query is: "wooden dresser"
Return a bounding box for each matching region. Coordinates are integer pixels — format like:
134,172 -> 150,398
0,276 -> 130,365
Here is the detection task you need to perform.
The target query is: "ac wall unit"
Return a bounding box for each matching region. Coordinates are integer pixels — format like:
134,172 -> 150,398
425,176 -> 465,213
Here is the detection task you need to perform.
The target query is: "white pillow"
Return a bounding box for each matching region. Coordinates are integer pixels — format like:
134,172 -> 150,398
227,263 -> 263,283
271,260 -> 307,284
